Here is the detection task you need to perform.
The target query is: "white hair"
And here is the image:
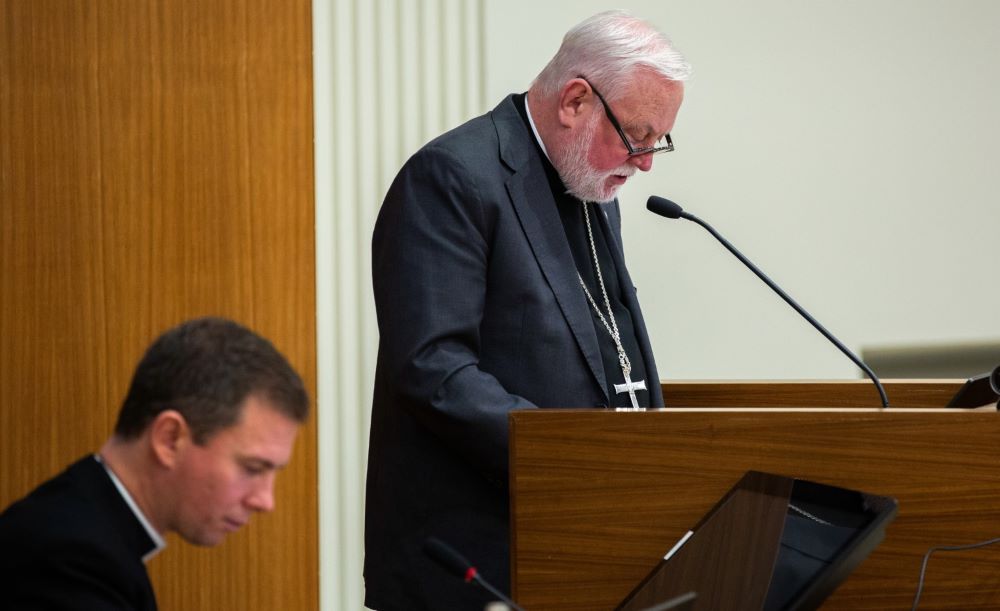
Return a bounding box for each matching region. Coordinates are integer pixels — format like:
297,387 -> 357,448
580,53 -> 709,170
532,10 -> 692,101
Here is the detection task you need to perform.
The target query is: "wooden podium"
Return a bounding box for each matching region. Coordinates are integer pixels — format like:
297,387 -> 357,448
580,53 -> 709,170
509,380 -> 1000,610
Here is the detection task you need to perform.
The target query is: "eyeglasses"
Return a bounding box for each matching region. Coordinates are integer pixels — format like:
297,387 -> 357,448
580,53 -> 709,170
578,76 -> 674,157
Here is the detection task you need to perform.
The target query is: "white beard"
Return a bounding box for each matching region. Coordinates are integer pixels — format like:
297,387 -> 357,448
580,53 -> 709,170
552,113 -> 636,204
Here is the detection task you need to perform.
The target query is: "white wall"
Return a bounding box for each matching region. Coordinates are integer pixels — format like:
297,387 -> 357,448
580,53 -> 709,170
316,1 -> 1000,607
314,1 -> 486,608
484,0 -> 1000,378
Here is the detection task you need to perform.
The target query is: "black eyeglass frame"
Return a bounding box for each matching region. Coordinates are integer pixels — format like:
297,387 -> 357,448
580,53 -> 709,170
577,75 -> 674,157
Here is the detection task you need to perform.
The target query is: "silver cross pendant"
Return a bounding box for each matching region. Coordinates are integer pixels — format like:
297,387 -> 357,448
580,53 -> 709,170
614,371 -> 647,411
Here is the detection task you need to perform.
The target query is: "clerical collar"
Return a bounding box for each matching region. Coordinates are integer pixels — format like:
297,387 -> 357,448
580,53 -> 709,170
523,95 -> 552,162
94,453 -> 167,562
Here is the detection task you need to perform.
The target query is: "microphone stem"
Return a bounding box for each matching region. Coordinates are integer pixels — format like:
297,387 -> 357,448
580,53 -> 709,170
683,212 -> 890,408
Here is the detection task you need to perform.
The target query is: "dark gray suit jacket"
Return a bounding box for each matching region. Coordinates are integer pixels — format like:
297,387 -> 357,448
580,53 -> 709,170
0,455 -> 158,610
365,94 -> 663,610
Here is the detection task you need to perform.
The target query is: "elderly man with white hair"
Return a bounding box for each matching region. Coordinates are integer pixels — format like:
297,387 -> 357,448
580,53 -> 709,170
366,10 -> 691,610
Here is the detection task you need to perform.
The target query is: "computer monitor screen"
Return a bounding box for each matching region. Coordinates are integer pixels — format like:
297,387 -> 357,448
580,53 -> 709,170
616,471 -> 898,611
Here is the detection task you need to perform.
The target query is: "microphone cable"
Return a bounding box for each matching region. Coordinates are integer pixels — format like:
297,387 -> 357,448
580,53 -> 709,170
910,535 -> 1000,610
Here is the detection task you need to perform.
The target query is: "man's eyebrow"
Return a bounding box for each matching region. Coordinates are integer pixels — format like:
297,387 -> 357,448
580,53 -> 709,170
239,456 -> 287,470
624,121 -> 660,142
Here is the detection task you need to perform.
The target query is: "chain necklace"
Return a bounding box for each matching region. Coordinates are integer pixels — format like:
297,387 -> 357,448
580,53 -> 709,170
576,202 -> 646,410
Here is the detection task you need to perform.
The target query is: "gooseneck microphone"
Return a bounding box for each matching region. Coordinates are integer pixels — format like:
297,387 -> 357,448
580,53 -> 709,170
423,537 -> 526,611
647,195 -> 890,408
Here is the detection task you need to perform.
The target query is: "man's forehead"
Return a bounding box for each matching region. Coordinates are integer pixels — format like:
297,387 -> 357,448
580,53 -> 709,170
215,397 -> 300,446
619,76 -> 683,110
621,75 -> 682,121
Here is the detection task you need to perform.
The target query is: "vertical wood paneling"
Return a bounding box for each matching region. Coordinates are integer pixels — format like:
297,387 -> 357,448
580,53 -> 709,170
314,0 -> 486,607
1,1 -> 317,609
0,1 -> 113,476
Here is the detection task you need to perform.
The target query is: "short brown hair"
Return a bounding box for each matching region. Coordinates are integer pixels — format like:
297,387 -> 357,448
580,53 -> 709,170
114,317 -> 309,444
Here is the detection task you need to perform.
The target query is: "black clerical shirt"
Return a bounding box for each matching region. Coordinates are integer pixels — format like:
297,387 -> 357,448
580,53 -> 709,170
514,94 -> 650,409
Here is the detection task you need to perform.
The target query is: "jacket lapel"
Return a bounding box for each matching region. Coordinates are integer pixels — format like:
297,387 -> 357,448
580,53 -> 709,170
491,97 -> 607,402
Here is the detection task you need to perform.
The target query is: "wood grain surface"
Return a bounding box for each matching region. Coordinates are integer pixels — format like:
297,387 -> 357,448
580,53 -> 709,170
1,1 -> 317,609
511,381 -> 1000,610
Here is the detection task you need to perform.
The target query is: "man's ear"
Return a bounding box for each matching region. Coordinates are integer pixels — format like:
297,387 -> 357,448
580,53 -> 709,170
557,78 -> 595,128
149,410 -> 190,468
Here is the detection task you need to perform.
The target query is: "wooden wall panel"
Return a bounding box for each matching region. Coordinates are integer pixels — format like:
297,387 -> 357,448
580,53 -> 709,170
0,1 -> 317,610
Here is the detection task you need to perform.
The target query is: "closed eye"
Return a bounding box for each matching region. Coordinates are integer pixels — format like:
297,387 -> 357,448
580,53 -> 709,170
240,459 -> 274,476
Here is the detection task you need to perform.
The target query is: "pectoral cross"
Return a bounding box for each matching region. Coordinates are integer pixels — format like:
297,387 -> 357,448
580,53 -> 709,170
614,372 -> 647,410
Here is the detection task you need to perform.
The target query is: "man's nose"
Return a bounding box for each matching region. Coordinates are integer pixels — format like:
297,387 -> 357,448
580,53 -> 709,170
246,474 -> 277,512
628,152 -> 654,172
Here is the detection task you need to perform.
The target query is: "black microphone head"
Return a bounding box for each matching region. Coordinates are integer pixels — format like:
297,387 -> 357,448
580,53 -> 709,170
423,537 -> 475,579
647,195 -> 684,219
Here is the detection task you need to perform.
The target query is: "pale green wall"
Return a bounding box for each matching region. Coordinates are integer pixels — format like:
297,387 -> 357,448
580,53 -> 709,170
316,2 -> 1000,608
484,0 -> 1000,378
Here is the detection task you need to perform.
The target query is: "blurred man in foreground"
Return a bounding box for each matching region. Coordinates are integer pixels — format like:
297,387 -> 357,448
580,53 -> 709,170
0,317 -> 310,610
